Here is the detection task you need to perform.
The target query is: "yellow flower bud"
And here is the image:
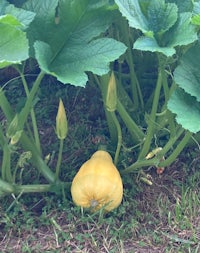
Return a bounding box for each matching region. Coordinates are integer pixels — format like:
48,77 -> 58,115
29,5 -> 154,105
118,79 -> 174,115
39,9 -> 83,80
106,72 -> 117,112
56,99 -> 68,140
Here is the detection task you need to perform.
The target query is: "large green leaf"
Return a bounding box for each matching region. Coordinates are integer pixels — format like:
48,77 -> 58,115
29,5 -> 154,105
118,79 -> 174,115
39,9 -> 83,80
23,0 -> 127,86
35,38 -> 126,86
168,88 -> 200,133
5,4 -> 35,28
0,0 -> 8,15
115,0 -> 177,37
166,0 -> 193,13
147,0 -> 177,36
114,0 -> 149,34
23,0 -> 59,52
173,43 -> 200,103
166,13 -> 197,48
134,12 -> 197,57
115,0 -> 197,57
0,14 -> 29,68
133,37 -> 175,57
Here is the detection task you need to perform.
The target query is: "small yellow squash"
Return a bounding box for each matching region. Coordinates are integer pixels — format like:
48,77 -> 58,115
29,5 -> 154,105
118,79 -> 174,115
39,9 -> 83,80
71,150 -> 123,212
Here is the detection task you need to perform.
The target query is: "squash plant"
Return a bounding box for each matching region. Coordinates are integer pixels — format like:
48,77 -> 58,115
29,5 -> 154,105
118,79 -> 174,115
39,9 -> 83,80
0,0 -> 126,198
91,0 -> 200,181
1,0 -> 200,204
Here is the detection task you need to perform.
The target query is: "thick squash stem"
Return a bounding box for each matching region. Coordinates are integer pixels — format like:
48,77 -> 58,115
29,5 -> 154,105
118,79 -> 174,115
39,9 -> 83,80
110,111 -> 122,166
15,66 -> 42,155
55,139 -> 64,181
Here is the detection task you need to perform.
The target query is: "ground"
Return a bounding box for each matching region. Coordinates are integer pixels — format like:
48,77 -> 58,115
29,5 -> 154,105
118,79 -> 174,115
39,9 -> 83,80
0,72 -> 200,252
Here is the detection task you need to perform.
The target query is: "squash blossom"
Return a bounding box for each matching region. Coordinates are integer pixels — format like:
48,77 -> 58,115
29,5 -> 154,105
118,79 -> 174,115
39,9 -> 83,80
56,99 -> 68,140
106,72 -> 117,112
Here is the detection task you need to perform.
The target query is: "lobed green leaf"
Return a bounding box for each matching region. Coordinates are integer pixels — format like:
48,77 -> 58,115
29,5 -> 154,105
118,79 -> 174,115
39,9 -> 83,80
24,0 -> 126,86
147,0 -> 177,36
168,88 -> 200,133
0,14 -> 29,68
116,0 -> 197,56
166,0 -> 193,13
173,43 -> 200,103
35,38 -> 127,86
133,36 -> 175,57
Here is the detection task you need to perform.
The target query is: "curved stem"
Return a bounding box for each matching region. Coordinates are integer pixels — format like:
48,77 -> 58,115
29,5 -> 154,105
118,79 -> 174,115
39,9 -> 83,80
159,131 -> 192,167
122,127 -> 185,174
122,157 -> 159,174
117,99 -> 145,144
20,72 -> 42,155
18,71 -> 45,130
20,133 -> 57,183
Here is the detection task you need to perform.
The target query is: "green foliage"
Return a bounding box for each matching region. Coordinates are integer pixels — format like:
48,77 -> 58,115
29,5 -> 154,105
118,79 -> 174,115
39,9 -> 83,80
0,0 -> 200,200
35,38 -> 126,86
0,14 -> 29,68
115,0 -> 197,56
0,0 -> 127,197
1,0 -> 126,85
168,42 -> 200,133
23,0 -> 127,86
166,0 -> 193,13
168,88 -> 200,133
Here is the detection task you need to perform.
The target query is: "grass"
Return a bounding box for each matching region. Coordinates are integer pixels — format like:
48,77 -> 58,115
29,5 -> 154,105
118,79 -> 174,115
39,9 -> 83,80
0,161 -> 200,252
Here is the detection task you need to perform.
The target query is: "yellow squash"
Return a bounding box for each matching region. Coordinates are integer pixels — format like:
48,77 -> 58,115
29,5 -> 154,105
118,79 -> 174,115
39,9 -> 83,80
71,150 -> 123,212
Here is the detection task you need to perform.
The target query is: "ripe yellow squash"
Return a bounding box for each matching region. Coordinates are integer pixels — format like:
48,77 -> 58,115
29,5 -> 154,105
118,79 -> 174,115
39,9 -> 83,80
71,150 -> 123,212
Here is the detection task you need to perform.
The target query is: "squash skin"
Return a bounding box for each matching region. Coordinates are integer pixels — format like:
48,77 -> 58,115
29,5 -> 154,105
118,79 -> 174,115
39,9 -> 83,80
71,150 -> 123,212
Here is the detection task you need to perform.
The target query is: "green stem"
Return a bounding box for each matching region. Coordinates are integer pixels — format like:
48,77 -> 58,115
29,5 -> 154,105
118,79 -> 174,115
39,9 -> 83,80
20,133 -> 57,183
110,112 -> 122,165
20,72 -> 42,155
162,69 -> 170,104
122,127 -> 185,174
118,18 -> 143,109
0,178 -> 15,193
55,139 -> 64,181
0,89 -> 14,122
122,157 -> 159,174
159,131 -> 192,167
138,64 -> 163,159
117,99 -> 145,143
16,181 -> 71,194
0,123 -> 6,148
15,184 -> 51,193
2,144 -> 13,183
18,71 -> 45,130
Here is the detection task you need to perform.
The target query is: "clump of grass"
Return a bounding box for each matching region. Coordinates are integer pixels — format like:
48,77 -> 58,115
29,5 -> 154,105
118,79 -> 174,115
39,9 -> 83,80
1,164 -> 200,253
